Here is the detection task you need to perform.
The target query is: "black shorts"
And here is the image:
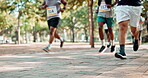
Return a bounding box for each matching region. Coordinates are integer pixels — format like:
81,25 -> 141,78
104,29 -> 109,34
47,17 -> 60,29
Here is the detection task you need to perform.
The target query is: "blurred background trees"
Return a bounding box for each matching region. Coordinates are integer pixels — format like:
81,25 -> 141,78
0,0 -> 148,45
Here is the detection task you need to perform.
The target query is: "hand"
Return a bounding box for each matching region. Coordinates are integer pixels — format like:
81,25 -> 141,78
41,5 -> 48,9
106,4 -> 112,8
60,8 -> 65,12
96,10 -> 98,14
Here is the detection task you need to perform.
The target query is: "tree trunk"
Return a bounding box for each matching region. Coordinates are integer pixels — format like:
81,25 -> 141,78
72,28 -> 75,42
33,27 -> 37,42
88,0 -> 94,48
84,28 -> 88,42
17,15 -> 20,44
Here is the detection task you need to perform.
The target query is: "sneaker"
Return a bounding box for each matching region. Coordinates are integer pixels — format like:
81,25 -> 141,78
110,45 -> 116,52
60,41 -> 64,48
107,43 -> 111,48
42,47 -> 50,53
115,53 -> 126,59
133,39 -> 139,51
98,46 -> 106,53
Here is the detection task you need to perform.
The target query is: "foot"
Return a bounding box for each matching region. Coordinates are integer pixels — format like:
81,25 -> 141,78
110,45 -> 116,52
115,53 -> 126,59
107,43 -> 111,48
133,39 -> 139,51
60,41 -> 64,48
42,47 -> 51,53
98,46 -> 106,53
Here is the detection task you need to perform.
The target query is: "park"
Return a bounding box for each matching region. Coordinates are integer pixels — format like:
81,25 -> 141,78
0,0 -> 148,78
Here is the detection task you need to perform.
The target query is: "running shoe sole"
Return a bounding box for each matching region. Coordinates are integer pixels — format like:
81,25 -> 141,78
42,48 -> 50,53
99,47 -> 107,53
115,53 -> 126,59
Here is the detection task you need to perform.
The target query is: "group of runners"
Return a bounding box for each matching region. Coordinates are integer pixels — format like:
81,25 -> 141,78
41,0 -> 144,59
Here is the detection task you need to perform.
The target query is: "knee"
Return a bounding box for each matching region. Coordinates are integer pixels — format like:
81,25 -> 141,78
108,27 -> 112,32
119,21 -> 128,31
120,25 -> 127,31
99,25 -> 103,29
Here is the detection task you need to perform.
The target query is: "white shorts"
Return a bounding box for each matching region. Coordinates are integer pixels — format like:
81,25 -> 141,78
115,6 -> 142,27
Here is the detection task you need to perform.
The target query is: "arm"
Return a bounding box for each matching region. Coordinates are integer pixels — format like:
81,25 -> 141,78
107,0 -> 118,8
60,0 -> 67,12
96,6 -> 99,14
41,0 -> 48,9
61,0 -> 67,9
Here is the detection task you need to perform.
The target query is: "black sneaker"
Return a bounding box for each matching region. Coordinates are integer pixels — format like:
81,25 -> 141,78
60,41 -> 64,48
98,46 -> 106,53
107,43 -> 111,48
110,45 -> 115,52
115,53 -> 126,59
133,39 -> 139,51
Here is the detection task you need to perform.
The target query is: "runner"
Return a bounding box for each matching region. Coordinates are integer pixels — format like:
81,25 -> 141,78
115,0 -> 142,59
138,16 -> 145,43
41,0 -> 67,52
131,16 -> 145,44
96,0 -> 117,53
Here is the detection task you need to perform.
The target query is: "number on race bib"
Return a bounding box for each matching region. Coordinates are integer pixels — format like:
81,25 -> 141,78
47,6 -> 58,17
99,2 -> 110,12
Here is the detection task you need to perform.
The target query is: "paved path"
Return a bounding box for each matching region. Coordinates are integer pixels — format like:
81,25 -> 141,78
0,43 -> 148,78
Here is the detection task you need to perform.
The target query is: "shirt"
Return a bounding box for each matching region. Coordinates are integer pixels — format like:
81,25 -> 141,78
98,0 -> 113,18
44,0 -> 61,20
118,0 -> 141,6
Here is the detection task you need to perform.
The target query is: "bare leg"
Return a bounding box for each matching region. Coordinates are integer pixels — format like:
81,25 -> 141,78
105,30 -> 110,42
98,22 -> 104,40
108,27 -> 115,52
115,20 -> 129,59
43,26 -> 56,52
49,26 -> 56,44
130,26 -> 139,51
130,26 -> 139,40
98,22 -> 106,52
54,32 -> 61,40
119,21 -> 129,45
108,27 -> 114,41
54,32 -> 64,48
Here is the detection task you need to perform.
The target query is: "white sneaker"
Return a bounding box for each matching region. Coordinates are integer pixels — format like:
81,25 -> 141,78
42,47 -> 51,53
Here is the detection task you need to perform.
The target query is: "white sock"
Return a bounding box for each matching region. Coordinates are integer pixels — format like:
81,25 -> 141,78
59,38 -> 63,42
101,40 -> 105,46
107,42 -> 110,45
110,40 -> 114,46
47,44 -> 51,48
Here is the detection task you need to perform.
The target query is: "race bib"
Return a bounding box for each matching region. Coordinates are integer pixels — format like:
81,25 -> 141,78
99,2 -> 110,12
47,6 -> 58,17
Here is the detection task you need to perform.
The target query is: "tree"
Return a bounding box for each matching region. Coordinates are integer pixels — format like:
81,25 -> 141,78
67,0 -> 95,47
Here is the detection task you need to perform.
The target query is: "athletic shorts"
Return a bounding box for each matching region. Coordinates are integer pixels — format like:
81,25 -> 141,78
104,29 -> 109,34
115,6 -> 142,27
47,17 -> 60,29
98,16 -> 114,27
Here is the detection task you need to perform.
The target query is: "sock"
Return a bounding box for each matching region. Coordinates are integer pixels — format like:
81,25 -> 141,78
101,40 -> 105,46
119,45 -> 126,55
107,42 -> 110,45
59,38 -> 63,42
110,40 -> 114,46
47,43 -> 51,48
135,39 -> 138,44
